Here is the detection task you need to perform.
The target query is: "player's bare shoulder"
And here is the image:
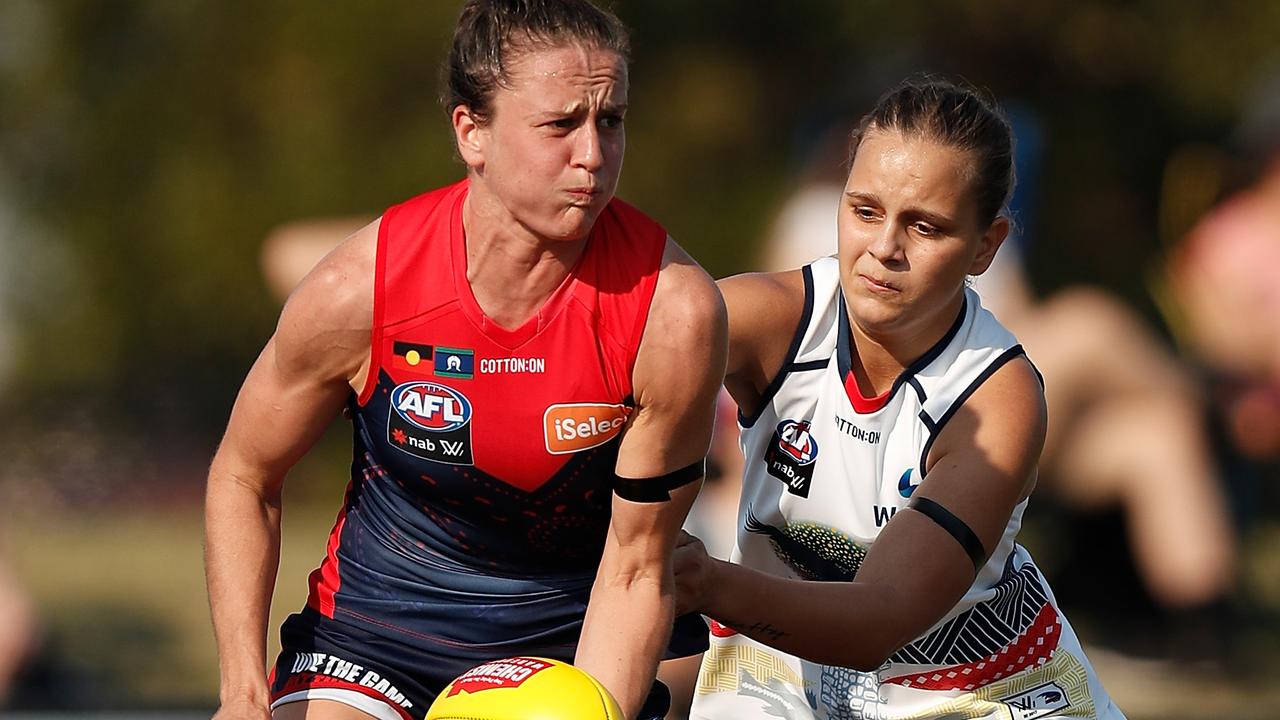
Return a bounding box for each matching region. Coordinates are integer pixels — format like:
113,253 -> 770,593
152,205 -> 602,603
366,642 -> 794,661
718,268 -> 806,340
718,268 -> 807,412
944,354 -> 1046,453
618,237 -> 728,476
649,238 -> 727,343
273,217 -> 380,391
930,353 -> 1047,502
634,238 -> 729,396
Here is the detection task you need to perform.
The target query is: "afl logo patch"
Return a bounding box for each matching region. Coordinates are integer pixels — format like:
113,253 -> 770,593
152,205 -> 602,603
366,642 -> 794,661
777,420 -> 818,465
766,419 -> 818,497
388,381 -> 474,465
391,382 -> 471,431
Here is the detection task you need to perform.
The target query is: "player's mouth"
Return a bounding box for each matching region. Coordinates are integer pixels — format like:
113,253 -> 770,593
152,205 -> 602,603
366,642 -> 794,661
859,273 -> 898,294
565,186 -> 601,203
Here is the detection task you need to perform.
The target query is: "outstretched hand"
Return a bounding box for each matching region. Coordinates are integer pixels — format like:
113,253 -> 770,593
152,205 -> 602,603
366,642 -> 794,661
672,530 -> 714,616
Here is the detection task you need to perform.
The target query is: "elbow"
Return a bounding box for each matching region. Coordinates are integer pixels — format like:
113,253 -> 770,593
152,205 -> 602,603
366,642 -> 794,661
817,609 -> 910,671
833,585 -> 921,670
820,636 -> 895,672
207,456 -> 284,509
841,646 -> 894,673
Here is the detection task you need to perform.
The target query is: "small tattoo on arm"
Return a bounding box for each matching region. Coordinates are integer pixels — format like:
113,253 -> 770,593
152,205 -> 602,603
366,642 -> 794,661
724,620 -> 789,642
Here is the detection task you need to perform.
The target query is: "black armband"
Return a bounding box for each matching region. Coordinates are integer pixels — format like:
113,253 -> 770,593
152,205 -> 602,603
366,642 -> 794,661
613,459 -> 706,503
907,496 -> 987,572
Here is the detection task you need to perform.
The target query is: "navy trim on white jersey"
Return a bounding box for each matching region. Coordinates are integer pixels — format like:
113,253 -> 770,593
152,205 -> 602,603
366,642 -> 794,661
835,291 -> 969,412
917,344 -> 1027,475
739,264 -> 816,428
906,375 -> 927,404
790,359 -> 831,372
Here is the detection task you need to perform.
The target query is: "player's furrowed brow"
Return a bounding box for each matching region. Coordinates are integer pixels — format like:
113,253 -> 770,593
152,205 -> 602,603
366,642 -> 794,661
904,206 -> 956,228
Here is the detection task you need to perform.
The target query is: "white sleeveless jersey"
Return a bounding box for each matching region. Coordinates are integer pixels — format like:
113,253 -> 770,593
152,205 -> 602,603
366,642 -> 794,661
690,257 -> 1124,720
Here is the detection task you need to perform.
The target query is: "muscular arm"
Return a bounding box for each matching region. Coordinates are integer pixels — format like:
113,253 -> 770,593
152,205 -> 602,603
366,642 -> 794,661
573,239 -> 727,719
718,271 -> 806,419
204,221 -> 376,717
678,356 -> 1047,670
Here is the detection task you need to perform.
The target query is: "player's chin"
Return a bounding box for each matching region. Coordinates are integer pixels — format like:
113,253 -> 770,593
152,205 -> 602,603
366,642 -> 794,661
847,297 -> 909,333
548,206 -> 604,242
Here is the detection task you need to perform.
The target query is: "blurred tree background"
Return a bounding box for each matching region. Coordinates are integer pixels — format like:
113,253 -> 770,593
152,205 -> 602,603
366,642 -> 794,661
1,0 -> 1279,716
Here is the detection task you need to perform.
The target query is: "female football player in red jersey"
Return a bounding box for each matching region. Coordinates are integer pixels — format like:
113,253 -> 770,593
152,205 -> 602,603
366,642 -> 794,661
204,2 -> 726,720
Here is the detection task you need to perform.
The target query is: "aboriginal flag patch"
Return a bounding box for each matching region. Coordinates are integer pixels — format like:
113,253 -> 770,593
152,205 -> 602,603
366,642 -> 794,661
393,341 -> 433,372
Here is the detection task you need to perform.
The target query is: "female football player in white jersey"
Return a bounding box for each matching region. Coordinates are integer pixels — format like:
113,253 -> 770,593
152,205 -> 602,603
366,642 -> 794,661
674,78 -> 1125,719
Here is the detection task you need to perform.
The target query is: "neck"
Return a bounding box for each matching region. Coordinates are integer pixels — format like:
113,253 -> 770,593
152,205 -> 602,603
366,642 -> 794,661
461,186 -> 589,330
844,289 -> 966,396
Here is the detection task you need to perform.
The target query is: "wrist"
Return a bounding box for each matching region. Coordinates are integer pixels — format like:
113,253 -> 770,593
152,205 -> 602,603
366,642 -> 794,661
700,556 -> 731,614
219,678 -> 270,708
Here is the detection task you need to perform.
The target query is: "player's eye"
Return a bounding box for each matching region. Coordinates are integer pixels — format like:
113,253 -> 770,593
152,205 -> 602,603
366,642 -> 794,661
911,222 -> 939,237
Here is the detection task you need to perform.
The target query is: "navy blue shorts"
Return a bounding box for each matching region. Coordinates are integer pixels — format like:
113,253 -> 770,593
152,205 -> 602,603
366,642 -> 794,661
269,607 -> 697,719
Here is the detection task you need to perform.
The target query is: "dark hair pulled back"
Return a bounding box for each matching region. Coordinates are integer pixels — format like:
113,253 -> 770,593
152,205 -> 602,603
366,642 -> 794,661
850,78 -> 1015,227
444,0 -> 630,126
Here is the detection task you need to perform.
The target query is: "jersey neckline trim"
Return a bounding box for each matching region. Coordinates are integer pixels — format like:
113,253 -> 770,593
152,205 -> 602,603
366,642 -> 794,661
449,181 -> 587,350
836,290 -> 968,415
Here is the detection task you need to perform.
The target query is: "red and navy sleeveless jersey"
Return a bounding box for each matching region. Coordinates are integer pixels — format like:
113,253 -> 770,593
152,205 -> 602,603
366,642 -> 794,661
295,180 -> 704,682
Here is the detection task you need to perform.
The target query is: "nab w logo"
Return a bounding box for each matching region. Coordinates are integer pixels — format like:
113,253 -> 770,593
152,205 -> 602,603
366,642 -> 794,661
438,439 -> 466,457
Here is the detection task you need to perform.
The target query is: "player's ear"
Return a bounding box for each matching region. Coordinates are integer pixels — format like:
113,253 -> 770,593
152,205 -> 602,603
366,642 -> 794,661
968,216 -> 1009,276
452,105 -> 486,171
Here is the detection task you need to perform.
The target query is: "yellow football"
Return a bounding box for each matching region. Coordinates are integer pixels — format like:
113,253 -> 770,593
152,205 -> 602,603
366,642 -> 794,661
426,656 -> 624,720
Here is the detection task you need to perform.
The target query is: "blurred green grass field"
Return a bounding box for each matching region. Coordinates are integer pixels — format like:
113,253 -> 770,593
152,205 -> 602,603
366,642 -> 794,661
4,501 -> 336,709
7,502 -> 1280,718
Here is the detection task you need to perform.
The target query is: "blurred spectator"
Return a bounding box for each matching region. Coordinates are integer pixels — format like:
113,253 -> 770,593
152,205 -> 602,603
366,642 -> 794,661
742,107 -> 1238,616
260,216 -> 374,301
1169,73 -> 1280,464
0,543 -> 36,704
0,202 -> 38,704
